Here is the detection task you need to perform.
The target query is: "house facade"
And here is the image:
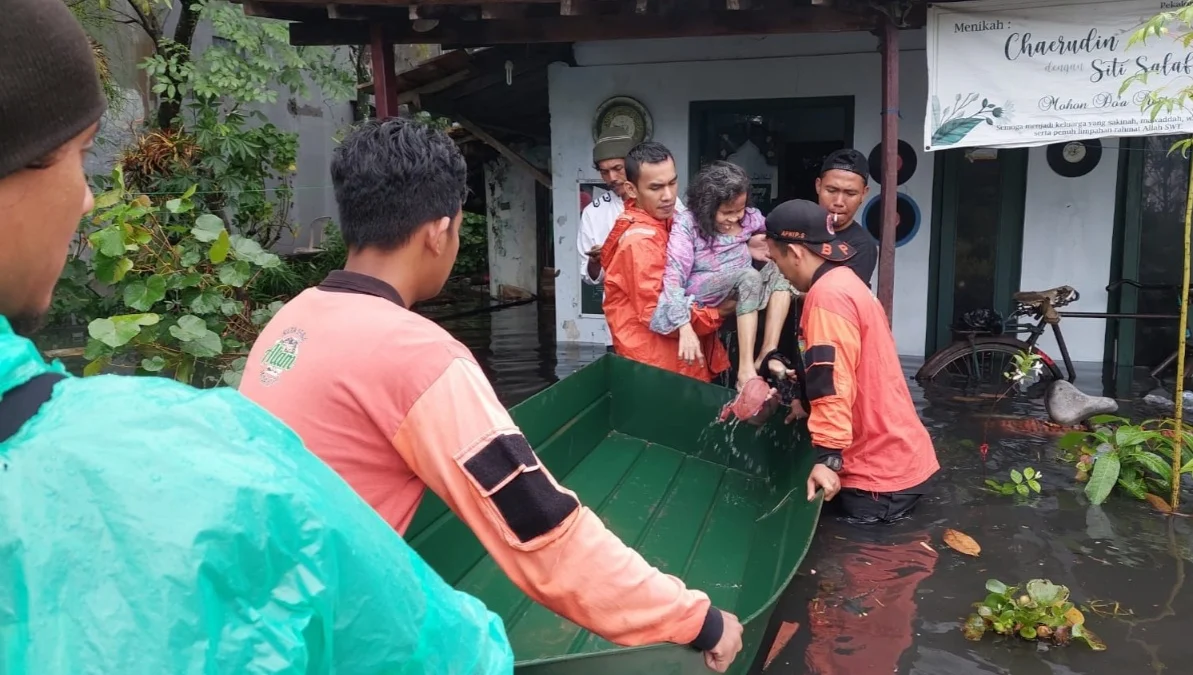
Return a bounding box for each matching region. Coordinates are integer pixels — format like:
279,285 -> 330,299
548,29 -> 1184,372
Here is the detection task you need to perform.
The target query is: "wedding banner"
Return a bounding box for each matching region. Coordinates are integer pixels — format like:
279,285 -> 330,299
925,0 -> 1193,151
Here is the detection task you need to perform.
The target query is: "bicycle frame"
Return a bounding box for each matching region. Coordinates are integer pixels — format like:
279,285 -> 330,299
1002,313 -> 1077,382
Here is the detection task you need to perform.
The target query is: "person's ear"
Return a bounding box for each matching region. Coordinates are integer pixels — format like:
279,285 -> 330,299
428,216 -> 452,255
623,179 -> 639,201
814,177 -> 823,195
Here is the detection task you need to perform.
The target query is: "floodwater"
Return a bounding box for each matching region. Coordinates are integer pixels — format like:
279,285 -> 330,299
37,300 -> 1193,674
441,304 -> 1193,675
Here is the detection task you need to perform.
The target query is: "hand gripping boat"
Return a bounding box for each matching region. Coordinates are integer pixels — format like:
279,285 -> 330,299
405,354 -> 822,674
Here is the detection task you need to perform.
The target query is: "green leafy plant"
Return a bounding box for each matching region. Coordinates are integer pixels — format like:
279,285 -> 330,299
454,211 -> 489,278
964,579 -> 1105,650
75,167 -> 284,386
1059,415 -> 1193,507
985,467 -> 1042,497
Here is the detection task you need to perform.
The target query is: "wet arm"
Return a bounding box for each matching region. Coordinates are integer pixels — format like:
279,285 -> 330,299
391,358 -> 723,649
801,305 -> 861,464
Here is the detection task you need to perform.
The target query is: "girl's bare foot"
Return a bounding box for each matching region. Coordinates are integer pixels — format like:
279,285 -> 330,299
736,367 -> 759,391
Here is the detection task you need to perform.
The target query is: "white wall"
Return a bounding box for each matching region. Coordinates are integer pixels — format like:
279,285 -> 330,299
485,153 -> 540,297
1019,143 -> 1118,363
549,31 -> 935,354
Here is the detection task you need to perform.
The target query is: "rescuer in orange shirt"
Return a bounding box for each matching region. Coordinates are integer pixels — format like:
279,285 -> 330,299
241,119 -> 744,671
763,199 -> 939,522
601,142 -> 737,382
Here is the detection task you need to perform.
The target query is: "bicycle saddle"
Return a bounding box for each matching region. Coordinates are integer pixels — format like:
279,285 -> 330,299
1012,285 -> 1079,309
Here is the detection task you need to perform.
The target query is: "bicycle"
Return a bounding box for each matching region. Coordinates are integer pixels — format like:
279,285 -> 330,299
916,280 -> 1186,389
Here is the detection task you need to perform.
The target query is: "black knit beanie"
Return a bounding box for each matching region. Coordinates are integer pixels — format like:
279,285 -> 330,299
0,0 -> 107,180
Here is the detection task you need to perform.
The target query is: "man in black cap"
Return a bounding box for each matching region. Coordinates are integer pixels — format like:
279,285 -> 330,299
763,200 -> 939,522
817,149 -> 879,288
0,0 -> 513,669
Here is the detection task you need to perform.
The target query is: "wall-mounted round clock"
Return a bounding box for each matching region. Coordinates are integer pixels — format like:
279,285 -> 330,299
592,96 -> 653,145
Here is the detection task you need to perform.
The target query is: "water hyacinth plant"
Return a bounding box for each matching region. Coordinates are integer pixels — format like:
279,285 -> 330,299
964,579 -> 1105,651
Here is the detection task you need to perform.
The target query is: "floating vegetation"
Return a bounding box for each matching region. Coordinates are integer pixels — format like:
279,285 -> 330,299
964,579 -> 1106,651
985,467 -> 1043,497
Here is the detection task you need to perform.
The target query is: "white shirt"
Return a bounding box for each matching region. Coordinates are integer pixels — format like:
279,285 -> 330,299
577,191 -> 685,285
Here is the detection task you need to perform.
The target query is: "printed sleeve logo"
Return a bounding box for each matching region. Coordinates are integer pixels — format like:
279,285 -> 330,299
259,327 -> 306,386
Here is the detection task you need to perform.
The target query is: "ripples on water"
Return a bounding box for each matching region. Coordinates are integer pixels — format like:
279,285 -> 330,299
36,302 -> 1193,674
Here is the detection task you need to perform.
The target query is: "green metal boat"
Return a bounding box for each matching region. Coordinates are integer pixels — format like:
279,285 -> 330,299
405,354 -> 821,674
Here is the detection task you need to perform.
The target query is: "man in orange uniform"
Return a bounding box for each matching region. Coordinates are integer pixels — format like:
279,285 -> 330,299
601,142 -> 733,382
240,119 -> 744,671
763,199 -> 939,522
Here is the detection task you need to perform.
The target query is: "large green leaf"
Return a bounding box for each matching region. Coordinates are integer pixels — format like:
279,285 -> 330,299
1132,450 -> 1173,483
230,236 -> 281,268
931,117 -> 983,146
1085,453 -> 1121,505
94,255 -> 133,284
89,226 -> 127,257
190,289 -> 224,314
167,272 -> 204,290
180,330 -> 224,358
88,313 -> 159,348
169,315 -> 209,342
209,229 -> 231,264
985,579 -> 1008,595
192,214 -> 226,243
1115,426 -> 1153,448
218,260 -> 252,287
122,274 -> 167,312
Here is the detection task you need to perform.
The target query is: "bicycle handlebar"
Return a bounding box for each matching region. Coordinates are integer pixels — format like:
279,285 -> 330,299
1107,279 -> 1179,292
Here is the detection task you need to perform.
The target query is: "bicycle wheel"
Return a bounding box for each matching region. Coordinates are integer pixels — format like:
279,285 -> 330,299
917,337 -> 1064,390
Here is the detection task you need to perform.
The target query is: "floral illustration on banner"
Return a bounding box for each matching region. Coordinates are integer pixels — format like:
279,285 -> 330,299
930,93 -> 1013,147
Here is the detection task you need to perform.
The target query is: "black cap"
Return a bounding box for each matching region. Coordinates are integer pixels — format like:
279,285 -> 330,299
764,199 -> 856,262
820,149 -> 869,182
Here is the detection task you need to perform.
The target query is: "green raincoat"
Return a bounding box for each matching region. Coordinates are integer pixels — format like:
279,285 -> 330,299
0,317 -> 513,674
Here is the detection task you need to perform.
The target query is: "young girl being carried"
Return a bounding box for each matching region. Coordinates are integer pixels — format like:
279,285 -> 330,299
650,161 -> 795,390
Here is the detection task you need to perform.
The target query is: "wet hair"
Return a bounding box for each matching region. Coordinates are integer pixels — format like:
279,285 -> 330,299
686,161 -> 751,242
330,118 -> 467,250
625,141 -> 674,185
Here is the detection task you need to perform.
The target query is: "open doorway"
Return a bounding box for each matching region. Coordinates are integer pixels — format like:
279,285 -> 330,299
689,96 -> 854,215
688,96 -> 855,385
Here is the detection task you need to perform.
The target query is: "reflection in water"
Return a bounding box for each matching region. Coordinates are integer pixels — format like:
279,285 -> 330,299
35,302 -> 1193,674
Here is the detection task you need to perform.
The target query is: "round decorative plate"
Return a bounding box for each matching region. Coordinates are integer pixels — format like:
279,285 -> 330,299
1046,139 -> 1102,178
863,192 -> 922,248
592,96 -> 653,145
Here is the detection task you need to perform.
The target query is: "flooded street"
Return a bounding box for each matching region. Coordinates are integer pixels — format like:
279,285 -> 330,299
37,301 -> 1193,674
435,303 -> 1193,675
443,304 -> 1193,675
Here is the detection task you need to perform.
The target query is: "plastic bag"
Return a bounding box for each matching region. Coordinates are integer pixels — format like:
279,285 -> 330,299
0,324 -> 513,674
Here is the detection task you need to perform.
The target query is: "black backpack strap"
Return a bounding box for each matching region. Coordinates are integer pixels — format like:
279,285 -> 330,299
0,373 -> 64,443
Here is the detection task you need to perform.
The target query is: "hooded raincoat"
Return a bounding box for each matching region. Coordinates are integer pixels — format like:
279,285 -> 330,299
0,317 -> 512,674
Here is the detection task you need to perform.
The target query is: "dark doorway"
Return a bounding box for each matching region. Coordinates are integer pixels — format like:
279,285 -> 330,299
924,147 -> 1028,357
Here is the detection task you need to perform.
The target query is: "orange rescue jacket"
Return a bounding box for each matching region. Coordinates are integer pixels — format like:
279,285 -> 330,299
601,205 -> 729,382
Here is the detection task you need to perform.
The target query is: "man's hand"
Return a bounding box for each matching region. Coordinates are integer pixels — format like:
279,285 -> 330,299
716,297 -> 738,317
807,463 -> 840,502
678,324 -> 704,366
747,233 -> 770,263
784,399 -> 808,424
585,245 -> 604,280
704,610 -> 744,672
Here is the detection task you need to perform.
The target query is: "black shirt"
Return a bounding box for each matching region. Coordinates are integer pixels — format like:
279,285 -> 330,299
836,221 -> 878,288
